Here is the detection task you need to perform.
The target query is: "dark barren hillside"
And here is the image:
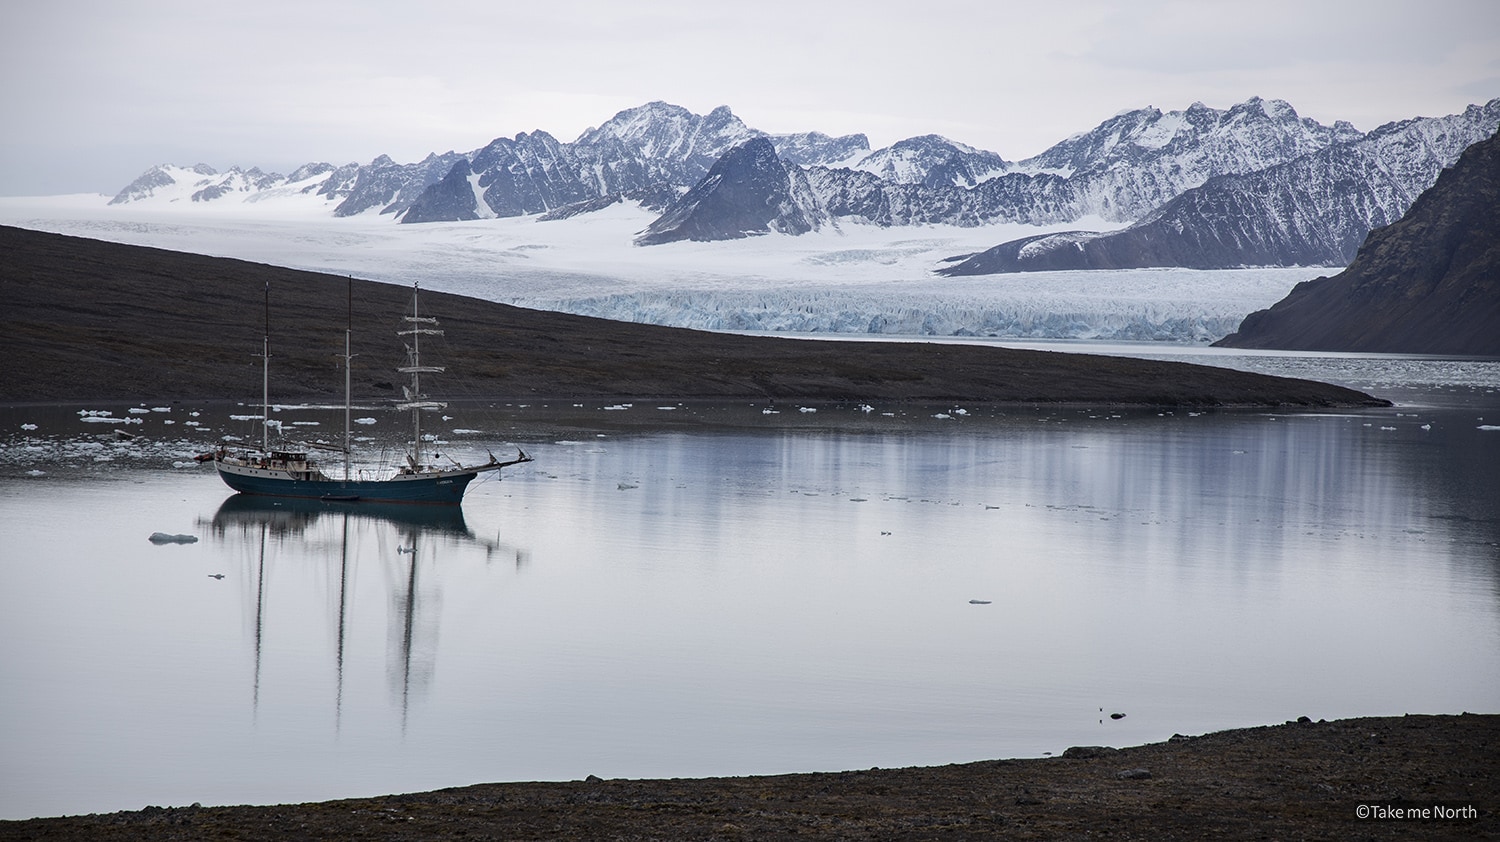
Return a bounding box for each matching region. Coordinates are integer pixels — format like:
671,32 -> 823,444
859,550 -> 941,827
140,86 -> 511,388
1217,130 -> 1500,355
1,225 -> 1382,407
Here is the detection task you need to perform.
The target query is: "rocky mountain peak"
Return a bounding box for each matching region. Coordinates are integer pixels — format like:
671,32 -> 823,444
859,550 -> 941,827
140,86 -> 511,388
634,137 -> 823,246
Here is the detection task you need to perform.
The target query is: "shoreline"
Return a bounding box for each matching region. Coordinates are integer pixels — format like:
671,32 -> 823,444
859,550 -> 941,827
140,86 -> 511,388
3,713 -> 1494,839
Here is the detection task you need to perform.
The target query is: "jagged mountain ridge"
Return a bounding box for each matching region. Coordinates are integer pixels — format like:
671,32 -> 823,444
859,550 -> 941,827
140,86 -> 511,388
113,96 -> 1348,224
635,137 -> 825,245
936,99 -> 1500,273
107,96 -> 1499,272
1212,126 -> 1500,355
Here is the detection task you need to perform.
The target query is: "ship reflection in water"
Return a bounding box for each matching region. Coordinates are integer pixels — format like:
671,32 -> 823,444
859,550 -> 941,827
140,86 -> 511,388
202,495 -> 527,728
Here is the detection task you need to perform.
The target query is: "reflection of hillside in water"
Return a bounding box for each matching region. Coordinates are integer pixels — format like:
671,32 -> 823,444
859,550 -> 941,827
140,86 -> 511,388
200,495 -> 527,727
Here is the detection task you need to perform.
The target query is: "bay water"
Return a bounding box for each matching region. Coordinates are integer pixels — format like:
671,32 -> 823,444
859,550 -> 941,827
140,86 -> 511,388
1,350 -> 1497,819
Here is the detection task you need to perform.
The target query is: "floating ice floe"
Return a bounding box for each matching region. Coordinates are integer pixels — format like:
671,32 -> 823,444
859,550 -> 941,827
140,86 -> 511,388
934,413 -> 953,419
20,423 -> 36,430
128,407 -> 150,414
1479,425 -> 1500,431
151,407 -> 171,413
602,404 -> 632,411
25,469 -> 45,477
292,421 -> 320,426
799,407 -> 817,413
451,428 -> 482,434
354,417 -> 377,425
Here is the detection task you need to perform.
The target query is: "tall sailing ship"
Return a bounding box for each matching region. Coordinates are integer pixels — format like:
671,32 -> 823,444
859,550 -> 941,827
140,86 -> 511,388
212,283 -> 530,504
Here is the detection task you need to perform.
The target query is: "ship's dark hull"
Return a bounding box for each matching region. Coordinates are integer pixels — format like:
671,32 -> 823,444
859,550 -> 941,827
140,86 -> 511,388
216,460 -> 479,504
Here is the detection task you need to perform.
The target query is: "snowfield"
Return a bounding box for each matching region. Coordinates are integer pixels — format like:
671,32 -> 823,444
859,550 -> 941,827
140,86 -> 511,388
0,195 -> 1327,342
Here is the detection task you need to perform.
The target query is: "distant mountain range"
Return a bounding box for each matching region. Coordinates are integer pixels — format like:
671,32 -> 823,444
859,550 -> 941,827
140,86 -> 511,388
1214,125 -> 1500,355
108,96 -> 1500,271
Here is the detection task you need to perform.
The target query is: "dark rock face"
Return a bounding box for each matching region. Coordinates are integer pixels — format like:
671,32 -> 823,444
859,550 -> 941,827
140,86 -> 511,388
635,138 -> 824,245
1214,129 -> 1500,355
398,159 -> 483,223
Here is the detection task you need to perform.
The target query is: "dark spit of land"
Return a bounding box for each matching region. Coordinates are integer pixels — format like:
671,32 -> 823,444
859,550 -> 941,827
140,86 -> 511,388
1,714 -> 1494,840
3,225 -> 1386,408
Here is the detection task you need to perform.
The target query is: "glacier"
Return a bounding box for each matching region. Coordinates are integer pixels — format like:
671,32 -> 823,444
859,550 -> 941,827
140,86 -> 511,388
0,195 -> 1322,343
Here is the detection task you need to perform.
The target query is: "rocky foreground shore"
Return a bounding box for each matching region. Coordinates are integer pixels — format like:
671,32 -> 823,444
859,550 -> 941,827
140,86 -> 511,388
2,714 -> 1493,841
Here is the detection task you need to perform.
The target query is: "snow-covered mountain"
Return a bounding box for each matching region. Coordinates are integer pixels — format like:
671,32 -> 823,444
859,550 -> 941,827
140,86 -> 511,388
1014,97 -> 1360,180
850,135 -> 1009,188
938,100 -> 1500,273
800,98 -> 1376,228
108,153 -> 465,217
104,95 -> 1500,273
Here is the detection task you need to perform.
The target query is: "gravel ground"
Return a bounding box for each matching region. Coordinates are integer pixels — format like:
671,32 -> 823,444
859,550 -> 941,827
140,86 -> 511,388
1,714 -> 1494,840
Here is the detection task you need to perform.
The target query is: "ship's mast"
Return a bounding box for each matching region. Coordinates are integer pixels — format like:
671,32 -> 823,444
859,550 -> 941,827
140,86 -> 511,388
342,277 -> 353,481
396,284 -> 445,470
260,281 -> 270,453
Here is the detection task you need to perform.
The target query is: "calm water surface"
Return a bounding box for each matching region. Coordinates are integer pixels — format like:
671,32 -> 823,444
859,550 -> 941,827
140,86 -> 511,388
1,355 -> 1498,819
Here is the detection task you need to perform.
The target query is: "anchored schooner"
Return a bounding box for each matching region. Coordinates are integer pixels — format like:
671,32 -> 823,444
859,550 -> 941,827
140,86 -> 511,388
212,282 -> 531,504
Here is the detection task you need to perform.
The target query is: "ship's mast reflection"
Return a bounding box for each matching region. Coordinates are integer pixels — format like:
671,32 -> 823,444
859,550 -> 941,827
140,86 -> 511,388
202,495 -> 527,729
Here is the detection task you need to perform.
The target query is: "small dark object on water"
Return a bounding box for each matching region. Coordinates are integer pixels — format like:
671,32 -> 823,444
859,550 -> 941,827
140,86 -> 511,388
208,573 -> 225,580
1110,713 -> 1126,720
969,599 -> 992,604
148,532 -> 198,544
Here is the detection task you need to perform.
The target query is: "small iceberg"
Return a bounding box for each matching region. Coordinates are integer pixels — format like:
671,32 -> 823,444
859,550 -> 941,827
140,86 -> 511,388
148,533 -> 198,545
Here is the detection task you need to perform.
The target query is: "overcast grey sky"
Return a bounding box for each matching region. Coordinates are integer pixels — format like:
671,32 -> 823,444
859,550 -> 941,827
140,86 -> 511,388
2,0 -> 1497,196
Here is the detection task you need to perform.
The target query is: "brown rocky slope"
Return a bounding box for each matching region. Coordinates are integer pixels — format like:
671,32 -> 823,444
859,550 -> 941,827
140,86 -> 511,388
3,225 -> 1383,407
1217,128 -> 1500,355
